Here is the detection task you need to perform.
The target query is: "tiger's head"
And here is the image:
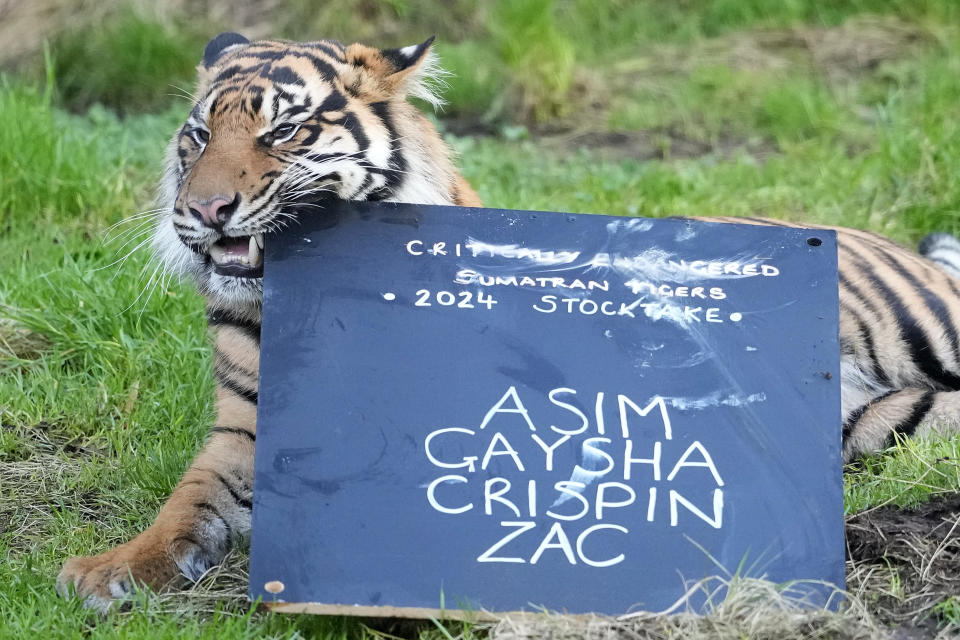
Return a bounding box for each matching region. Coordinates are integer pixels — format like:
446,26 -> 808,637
153,32 -> 479,312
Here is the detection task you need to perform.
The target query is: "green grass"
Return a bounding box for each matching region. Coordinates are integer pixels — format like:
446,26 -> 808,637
0,79 -> 132,228
935,596 -> 960,627
49,9 -> 208,114
4,1 -> 960,637
28,0 -> 960,119
844,437 -> 960,513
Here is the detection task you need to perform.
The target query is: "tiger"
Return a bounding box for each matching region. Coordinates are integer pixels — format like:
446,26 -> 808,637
56,32 -> 960,610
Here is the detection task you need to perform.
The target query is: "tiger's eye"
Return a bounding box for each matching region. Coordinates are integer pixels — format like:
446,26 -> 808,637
191,129 -> 210,145
273,123 -> 299,140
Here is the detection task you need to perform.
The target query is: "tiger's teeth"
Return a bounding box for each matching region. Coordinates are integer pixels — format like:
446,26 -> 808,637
249,235 -> 262,267
209,243 -> 226,264
254,233 -> 264,250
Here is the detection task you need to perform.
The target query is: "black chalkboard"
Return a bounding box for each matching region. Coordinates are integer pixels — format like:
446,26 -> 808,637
249,202 -> 843,618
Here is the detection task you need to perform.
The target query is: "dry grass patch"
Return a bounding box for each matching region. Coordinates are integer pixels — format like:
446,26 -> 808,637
1,420 -> 102,461
0,317 -> 50,360
1,421 -> 111,553
0,453 -> 90,552
623,15 -> 934,79
489,577 -> 884,640
130,549 -> 252,619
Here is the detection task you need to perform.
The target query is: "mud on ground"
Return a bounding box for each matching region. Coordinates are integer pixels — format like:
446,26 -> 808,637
847,491 -> 960,633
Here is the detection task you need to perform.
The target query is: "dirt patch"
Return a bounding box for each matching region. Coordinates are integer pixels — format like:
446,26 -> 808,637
440,119 -> 779,162
795,15 -> 931,81
539,129 -> 778,162
847,492 -> 960,627
626,15 -> 933,81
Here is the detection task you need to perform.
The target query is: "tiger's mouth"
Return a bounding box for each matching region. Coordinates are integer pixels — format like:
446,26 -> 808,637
207,234 -> 264,278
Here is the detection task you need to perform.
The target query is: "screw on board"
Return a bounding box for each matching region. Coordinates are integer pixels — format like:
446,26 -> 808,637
265,580 -> 285,594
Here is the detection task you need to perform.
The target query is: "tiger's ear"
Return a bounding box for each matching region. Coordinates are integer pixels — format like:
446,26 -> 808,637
203,32 -> 249,67
379,36 -> 436,74
196,32 -> 249,94
344,36 -> 445,108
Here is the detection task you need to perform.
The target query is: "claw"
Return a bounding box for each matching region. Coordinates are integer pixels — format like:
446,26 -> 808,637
56,540 -> 181,611
82,593 -> 115,614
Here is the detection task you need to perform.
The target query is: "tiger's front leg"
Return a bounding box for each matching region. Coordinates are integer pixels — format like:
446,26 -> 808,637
57,315 -> 259,611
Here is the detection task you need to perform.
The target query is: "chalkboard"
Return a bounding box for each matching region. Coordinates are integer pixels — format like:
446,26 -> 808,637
249,202 -> 843,618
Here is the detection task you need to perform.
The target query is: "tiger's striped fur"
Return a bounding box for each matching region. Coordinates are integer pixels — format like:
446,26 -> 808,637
709,217 -> 960,462
57,33 -> 960,610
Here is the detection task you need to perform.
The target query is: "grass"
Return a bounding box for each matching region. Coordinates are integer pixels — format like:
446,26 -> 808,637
3,0 -> 960,637
49,9 -> 208,114
935,597 -> 960,626
0,78 -> 132,228
844,437 -> 960,513
20,0 -> 960,118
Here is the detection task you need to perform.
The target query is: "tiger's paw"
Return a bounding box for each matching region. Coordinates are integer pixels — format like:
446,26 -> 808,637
56,535 -> 218,612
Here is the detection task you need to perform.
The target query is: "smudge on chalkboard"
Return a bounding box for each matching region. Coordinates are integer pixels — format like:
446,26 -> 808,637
605,218 -> 654,234
658,391 -> 767,411
460,237 -> 778,286
550,438 -> 614,507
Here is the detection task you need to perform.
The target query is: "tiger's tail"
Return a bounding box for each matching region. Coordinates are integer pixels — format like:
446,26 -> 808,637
919,232 -> 960,280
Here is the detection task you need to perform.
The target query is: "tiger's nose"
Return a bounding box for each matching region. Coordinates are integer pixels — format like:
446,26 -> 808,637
187,194 -> 241,230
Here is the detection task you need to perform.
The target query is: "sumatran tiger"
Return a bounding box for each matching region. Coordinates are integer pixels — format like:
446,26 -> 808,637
56,32 -> 960,610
